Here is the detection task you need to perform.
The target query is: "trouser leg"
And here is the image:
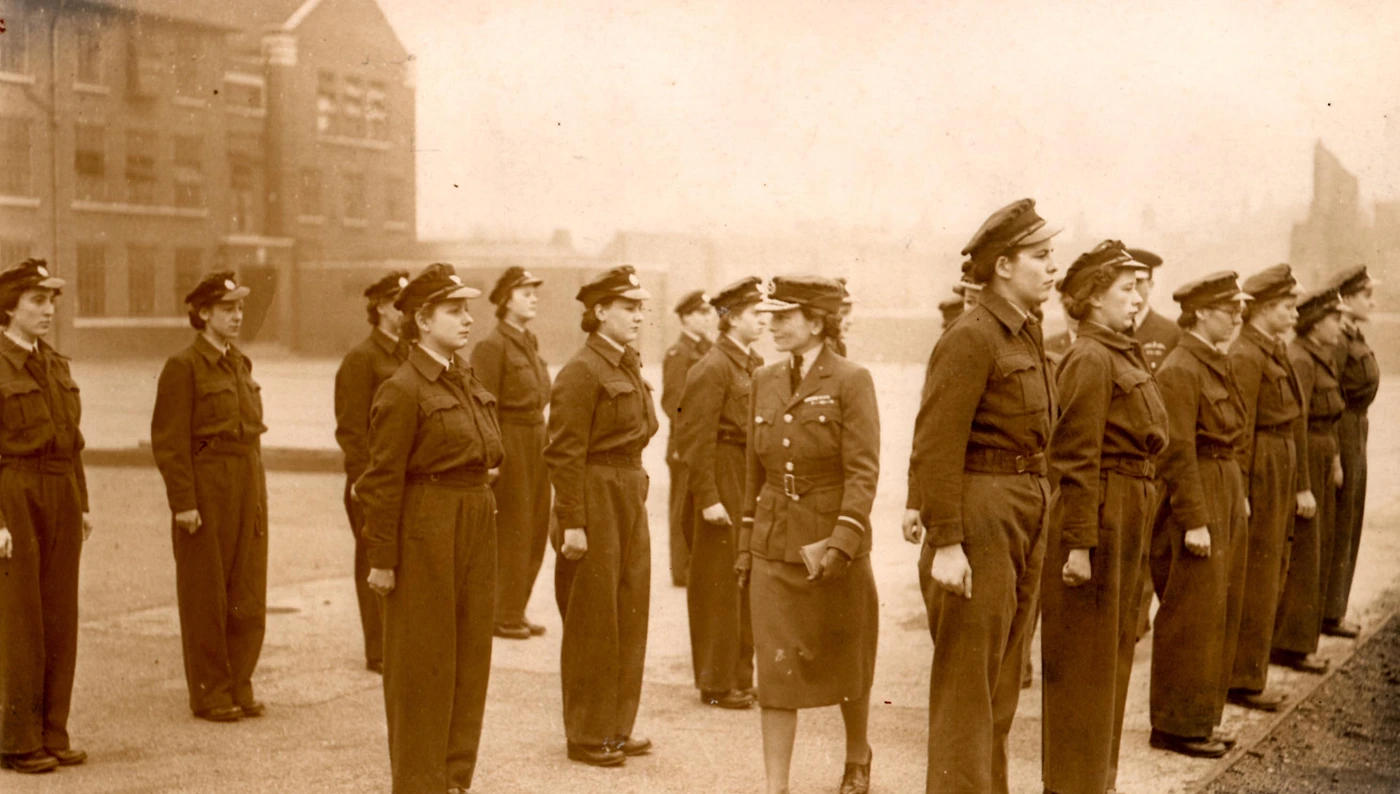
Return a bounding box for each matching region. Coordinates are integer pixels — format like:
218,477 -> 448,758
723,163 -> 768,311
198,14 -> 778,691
668,459 -> 691,585
1230,436 -> 1293,692
614,469 -> 651,740
345,480 -> 383,665
174,458 -> 235,714
0,471 -> 48,754
447,490 -> 497,790
225,454 -> 268,708
38,473 -> 83,751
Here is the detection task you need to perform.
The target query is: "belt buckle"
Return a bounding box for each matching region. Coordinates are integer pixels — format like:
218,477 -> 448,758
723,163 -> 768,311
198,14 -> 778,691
1014,455 -> 1028,473
783,473 -> 798,500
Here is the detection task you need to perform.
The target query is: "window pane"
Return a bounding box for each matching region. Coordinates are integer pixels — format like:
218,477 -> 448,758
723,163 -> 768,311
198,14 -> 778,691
385,177 -> 405,222
174,34 -> 200,96
300,168 -> 321,216
76,17 -> 103,85
0,117 -> 31,196
344,172 -> 366,219
74,124 -> 105,200
173,135 -> 202,207
316,72 -> 337,135
127,28 -> 162,98
174,248 -> 202,311
127,244 -> 155,316
126,130 -> 156,204
77,244 -> 106,317
341,76 -> 364,138
0,7 -> 28,74
0,239 -> 31,269
367,81 -> 387,140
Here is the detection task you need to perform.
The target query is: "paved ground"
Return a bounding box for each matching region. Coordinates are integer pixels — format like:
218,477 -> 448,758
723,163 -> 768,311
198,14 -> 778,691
5,356 -> 1395,793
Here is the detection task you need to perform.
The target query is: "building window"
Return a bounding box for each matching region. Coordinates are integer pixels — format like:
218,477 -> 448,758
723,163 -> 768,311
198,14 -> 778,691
174,248 -> 202,311
0,239 -> 31,268
341,76 -> 365,139
127,29 -> 162,99
224,73 -> 265,115
76,17 -> 104,85
74,124 -> 105,200
385,177 -> 406,222
173,135 -> 203,208
228,132 -> 262,234
316,71 -> 337,134
367,81 -> 388,140
174,34 -> 201,97
0,6 -> 28,75
299,168 -> 322,216
0,117 -> 31,196
77,244 -> 106,317
125,130 -> 156,204
344,172 -> 366,220
127,244 -> 156,316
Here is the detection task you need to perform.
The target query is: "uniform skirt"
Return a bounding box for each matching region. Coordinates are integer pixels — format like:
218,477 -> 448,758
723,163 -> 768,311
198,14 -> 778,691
750,554 -> 878,710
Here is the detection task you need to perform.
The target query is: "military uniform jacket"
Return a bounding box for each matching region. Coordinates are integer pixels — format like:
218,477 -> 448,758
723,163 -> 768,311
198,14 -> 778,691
470,322 -> 551,424
355,346 -> 504,569
1229,324 -> 1310,491
1290,337 -> 1346,428
152,335 -> 268,514
740,344 -> 880,563
909,289 -> 1057,547
1335,326 -> 1379,413
662,332 -> 711,461
1135,309 -> 1181,373
544,334 -> 660,531
334,328 -> 407,481
675,334 -> 762,508
0,335 -> 88,513
1044,329 -> 1072,373
1048,322 -> 1168,549
1155,333 -> 1247,530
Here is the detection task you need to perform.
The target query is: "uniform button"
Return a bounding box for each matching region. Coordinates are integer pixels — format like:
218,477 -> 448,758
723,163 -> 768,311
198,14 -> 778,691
784,414 -> 793,423
785,462 -> 794,472
782,438 -> 791,448
755,416 -> 764,424
819,415 -> 826,423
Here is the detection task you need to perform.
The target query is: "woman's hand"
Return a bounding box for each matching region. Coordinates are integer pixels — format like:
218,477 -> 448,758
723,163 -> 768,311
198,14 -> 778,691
808,547 -> 851,584
82,515 -> 94,541
1296,490 -> 1317,519
901,509 -> 924,545
734,551 -> 752,588
561,528 -> 588,560
367,568 -> 396,596
931,543 -> 973,599
1184,526 -> 1212,557
0,527 -> 11,558
701,503 -> 732,526
1332,455 -> 1344,489
1062,548 -> 1091,587
175,509 -> 202,534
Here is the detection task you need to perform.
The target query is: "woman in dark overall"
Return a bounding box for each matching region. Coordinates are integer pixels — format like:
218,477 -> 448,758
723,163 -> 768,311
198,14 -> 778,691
545,266 -> 660,768
1226,264 -> 1308,712
736,275 -> 881,794
1322,266 -> 1379,638
152,272 -> 269,724
1041,242 -> 1165,794
0,260 -> 91,774
356,264 -> 504,794
1148,272 -> 1250,759
471,266 -> 552,640
675,277 -> 766,710
1271,288 -> 1348,675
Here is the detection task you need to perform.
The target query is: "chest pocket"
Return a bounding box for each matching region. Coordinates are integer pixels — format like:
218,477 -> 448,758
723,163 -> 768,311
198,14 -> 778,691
795,401 -> 842,460
992,351 -> 1049,415
1200,376 -> 1241,430
599,378 -> 641,432
1114,368 -> 1167,424
0,378 -> 49,430
194,377 -> 238,429
420,394 -> 470,441
1261,359 -> 1299,412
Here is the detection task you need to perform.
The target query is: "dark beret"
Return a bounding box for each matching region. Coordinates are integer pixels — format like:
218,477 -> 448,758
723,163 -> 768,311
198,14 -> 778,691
0,258 -> 65,295
755,275 -> 844,315
577,265 -> 651,308
1241,264 -> 1302,304
185,270 -> 250,307
710,276 -> 764,313
961,198 -> 1061,282
489,266 -> 544,305
1172,271 -> 1248,310
394,263 -> 480,312
1058,240 -> 1147,300
1125,248 -> 1163,269
364,270 -> 411,302
673,289 -> 711,316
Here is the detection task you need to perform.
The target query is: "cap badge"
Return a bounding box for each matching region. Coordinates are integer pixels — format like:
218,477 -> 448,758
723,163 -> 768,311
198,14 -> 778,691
223,279 -> 237,291
628,274 -> 639,286
449,275 -> 463,285
397,276 -> 409,288
700,293 -> 711,303
522,271 -> 534,280
36,266 -> 49,277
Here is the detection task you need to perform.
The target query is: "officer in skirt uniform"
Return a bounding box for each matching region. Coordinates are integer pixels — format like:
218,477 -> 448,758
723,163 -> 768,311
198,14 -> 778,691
546,266 -> 660,767
334,270 -> 409,674
472,266 -> 552,640
0,260 -> 92,774
1041,242 -> 1165,794
152,272 -> 269,724
356,264 -> 504,793
675,277 -> 766,710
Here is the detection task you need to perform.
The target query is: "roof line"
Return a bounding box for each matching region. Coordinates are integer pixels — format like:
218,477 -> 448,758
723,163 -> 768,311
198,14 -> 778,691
283,0 -> 326,29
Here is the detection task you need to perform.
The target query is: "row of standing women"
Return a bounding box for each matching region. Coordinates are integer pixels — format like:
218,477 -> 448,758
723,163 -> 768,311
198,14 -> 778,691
0,207 -> 1379,794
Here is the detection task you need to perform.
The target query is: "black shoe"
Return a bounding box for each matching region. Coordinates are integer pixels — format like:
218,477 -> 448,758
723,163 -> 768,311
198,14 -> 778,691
610,735 -> 652,756
47,748 -> 87,766
566,741 -> 626,767
366,660 -> 384,674
523,618 -> 546,636
1212,728 -> 1238,749
1272,650 -> 1330,674
840,748 -> 872,794
1149,729 -> 1229,758
494,623 -> 532,640
194,705 -> 243,723
1228,688 -> 1287,712
701,689 -> 755,709
0,751 -> 60,774
237,701 -> 265,718
1322,619 -> 1361,639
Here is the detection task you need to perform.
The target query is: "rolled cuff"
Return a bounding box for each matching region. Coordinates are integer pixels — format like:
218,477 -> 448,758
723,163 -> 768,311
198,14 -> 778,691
922,516 -> 964,548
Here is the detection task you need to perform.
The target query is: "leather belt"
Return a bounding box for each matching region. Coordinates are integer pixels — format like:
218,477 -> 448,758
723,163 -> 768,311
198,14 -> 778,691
717,430 -> 748,447
0,455 -> 75,475
762,470 -> 844,502
1101,456 -> 1156,479
1195,442 -> 1236,460
964,446 -> 1048,476
496,406 -> 544,426
1255,422 -> 1294,436
1308,418 -> 1340,434
586,451 -> 643,469
193,437 -> 260,457
406,467 -> 491,488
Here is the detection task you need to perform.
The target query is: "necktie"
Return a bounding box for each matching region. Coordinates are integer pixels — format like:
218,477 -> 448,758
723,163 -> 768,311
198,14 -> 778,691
526,329 -> 540,352
442,363 -> 467,393
25,348 -> 48,385
790,354 -> 803,394
1025,317 -> 1045,351
747,352 -> 762,376
622,348 -> 642,378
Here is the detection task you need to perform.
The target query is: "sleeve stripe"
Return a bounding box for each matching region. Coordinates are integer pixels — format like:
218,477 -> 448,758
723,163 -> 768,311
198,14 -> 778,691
837,514 -> 867,534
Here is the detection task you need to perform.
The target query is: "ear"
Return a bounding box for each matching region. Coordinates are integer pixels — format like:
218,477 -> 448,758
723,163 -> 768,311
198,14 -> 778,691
198,305 -> 214,323
993,253 -> 1015,281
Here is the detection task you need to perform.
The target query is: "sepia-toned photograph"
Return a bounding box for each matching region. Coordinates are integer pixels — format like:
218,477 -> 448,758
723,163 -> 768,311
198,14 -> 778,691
0,0 -> 1397,791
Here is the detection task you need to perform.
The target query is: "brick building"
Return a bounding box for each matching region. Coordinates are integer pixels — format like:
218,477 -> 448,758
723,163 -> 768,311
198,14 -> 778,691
0,0 -> 416,356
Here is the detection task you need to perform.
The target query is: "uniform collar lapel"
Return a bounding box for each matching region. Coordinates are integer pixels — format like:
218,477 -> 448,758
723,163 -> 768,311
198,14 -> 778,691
786,344 -> 833,408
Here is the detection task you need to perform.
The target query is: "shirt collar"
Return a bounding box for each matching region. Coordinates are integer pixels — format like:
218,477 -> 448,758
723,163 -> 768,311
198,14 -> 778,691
682,329 -> 702,345
3,328 -> 38,354
1241,322 -> 1285,357
417,343 -> 453,369
0,330 -> 37,369
1180,331 -> 1233,378
1133,301 -> 1152,329
194,332 -> 231,363
1077,321 -> 1138,352
371,327 -> 400,354
723,332 -> 752,356
978,289 -> 1031,335
789,342 -> 822,377
586,333 -> 627,367
504,318 -> 528,334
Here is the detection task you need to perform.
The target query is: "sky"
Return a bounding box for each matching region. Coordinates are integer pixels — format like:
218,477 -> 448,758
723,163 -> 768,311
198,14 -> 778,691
377,0 -> 1400,253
